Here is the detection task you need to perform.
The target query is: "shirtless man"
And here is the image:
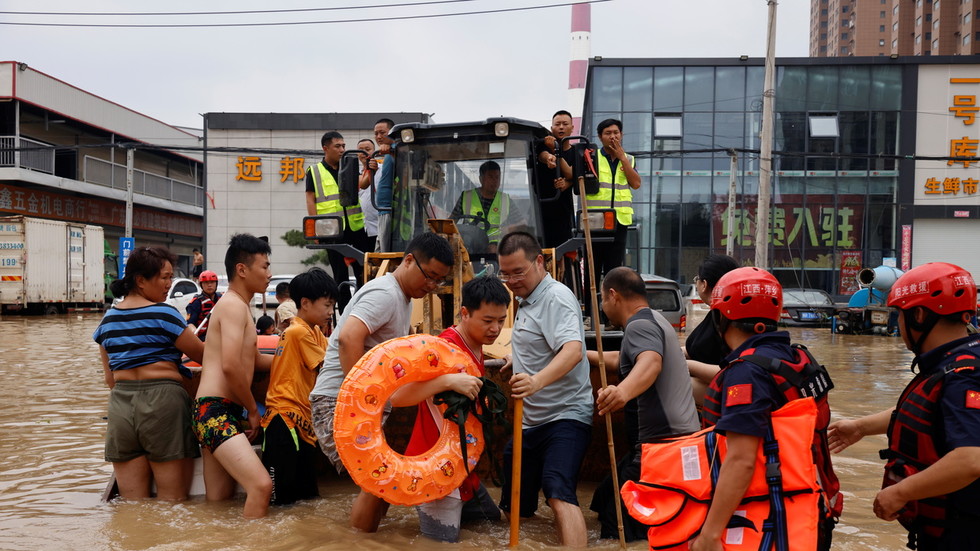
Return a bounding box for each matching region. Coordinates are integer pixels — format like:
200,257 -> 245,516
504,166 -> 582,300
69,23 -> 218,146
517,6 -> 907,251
193,233 -> 274,518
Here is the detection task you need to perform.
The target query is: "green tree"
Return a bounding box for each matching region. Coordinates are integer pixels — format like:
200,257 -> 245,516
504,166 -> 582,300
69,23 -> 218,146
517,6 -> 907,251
281,229 -> 330,266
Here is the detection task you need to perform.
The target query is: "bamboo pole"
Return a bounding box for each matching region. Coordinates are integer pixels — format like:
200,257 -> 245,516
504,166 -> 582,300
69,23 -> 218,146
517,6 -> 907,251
509,398 -> 524,547
578,174 -> 626,549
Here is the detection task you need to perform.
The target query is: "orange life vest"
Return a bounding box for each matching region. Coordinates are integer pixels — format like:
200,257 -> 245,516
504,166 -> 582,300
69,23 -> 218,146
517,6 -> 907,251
621,398 -> 822,550
703,343 -> 843,521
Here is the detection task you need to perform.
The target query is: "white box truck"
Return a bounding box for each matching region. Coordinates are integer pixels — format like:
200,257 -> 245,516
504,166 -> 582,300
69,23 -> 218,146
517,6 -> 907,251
0,215 -> 105,314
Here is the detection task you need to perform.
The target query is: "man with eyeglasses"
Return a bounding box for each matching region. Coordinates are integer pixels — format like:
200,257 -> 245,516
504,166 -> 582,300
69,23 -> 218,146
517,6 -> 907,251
496,231 -> 593,548
309,231 -> 455,532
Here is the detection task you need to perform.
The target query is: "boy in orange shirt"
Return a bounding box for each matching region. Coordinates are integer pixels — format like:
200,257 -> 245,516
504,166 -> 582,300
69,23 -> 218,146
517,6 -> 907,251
390,276 -> 511,542
260,267 -> 339,505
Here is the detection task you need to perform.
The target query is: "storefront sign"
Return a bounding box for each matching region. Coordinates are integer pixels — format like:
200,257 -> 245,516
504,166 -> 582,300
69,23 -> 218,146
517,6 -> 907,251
0,184 -> 202,237
954,210 -> 971,217
901,225 -> 912,271
235,156 -> 309,183
714,194 -> 864,250
839,250 -> 862,294
916,71 -> 980,203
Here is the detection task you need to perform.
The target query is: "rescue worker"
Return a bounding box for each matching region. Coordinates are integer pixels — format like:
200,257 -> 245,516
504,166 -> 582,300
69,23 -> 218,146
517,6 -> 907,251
586,119 -> 641,279
692,266 -> 840,551
451,160 -> 523,252
587,266 -> 700,541
185,269 -> 222,341
828,262 -> 980,551
305,130 -> 368,313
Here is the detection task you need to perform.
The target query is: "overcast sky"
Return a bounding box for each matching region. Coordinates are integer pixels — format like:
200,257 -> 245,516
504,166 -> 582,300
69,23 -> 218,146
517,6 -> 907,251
1,0 -> 809,131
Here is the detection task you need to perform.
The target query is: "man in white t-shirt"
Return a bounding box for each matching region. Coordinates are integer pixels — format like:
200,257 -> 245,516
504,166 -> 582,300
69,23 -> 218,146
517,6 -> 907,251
309,231 -> 454,532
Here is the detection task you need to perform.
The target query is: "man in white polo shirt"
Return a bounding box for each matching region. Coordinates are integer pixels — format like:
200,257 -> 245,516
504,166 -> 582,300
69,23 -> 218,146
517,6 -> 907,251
496,231 -> 593,548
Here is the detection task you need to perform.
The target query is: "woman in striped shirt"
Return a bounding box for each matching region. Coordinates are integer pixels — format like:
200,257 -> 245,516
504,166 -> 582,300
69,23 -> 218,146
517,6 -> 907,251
94,246 -> 204,501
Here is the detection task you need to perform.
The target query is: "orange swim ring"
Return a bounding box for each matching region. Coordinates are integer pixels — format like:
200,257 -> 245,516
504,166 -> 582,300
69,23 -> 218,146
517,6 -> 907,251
334,334 -> 485,506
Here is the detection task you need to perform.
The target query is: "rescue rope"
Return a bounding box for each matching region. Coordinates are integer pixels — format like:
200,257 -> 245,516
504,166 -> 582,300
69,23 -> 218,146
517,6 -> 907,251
433,376 -> 508,485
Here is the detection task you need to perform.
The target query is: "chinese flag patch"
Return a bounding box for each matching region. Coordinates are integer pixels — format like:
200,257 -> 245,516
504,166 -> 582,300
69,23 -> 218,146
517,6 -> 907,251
966,390 -> 980,409
726,384 -> 753,406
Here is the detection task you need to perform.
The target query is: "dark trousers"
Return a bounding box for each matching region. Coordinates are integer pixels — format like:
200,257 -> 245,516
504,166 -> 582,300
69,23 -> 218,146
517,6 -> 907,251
326,227 -> 368,313
583,221 -> 628,319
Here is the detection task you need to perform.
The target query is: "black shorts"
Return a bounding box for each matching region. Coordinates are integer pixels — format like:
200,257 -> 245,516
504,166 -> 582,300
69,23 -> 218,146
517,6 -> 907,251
499,419 -> 591,517
262,414 -> 319,505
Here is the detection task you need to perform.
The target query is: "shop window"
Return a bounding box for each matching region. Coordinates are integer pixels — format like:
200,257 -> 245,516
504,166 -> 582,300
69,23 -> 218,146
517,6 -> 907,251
654,115 -> 682,137
809,116 -> 839,138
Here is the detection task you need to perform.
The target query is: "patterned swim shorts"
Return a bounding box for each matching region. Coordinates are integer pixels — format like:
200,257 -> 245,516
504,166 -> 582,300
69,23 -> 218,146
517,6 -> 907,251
193,396 -> 247,454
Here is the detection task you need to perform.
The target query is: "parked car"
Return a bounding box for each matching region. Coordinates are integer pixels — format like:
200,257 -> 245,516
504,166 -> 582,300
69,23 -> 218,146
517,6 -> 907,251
642,274 -> 686,331
167,278 -> 200,317
253,274 -> 296,308
781,288 -> 837,326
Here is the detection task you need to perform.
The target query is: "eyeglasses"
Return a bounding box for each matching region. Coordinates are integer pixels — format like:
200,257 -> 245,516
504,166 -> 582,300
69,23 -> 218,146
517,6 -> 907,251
693,275 -> 703,285
415,261 -> 446,286
498,263 -> 533,283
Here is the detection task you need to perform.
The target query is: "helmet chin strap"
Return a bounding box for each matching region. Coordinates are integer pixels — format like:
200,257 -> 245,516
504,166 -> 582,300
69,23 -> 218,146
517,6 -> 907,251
903,306 -> 940,359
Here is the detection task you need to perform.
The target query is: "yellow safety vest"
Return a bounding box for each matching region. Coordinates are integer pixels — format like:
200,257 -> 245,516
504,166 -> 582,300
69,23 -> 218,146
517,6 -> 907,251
586,152 -> 634,226
310,162 -> 365,232
461,189 -> 509,244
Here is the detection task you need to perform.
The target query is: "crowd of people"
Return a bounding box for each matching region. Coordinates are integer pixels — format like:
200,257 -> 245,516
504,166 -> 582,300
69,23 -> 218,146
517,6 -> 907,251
92,111 -> 980,550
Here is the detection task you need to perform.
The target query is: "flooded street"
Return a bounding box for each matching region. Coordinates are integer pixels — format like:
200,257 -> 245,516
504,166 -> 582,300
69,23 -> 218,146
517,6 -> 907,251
0,314 -> 914,550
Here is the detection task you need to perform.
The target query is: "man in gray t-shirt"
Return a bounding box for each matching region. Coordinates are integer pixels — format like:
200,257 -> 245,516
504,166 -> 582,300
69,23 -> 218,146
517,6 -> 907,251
309,232 -> 454,533
587,266 -> 699,542
496,232 -> 593,548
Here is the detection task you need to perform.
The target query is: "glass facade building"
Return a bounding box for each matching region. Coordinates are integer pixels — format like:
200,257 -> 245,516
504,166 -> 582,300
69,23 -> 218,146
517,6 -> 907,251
583,58 -> 911,295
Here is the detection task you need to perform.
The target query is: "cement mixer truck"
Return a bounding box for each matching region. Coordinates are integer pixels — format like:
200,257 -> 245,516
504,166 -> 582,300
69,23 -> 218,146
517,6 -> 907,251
835,265 -> 904,335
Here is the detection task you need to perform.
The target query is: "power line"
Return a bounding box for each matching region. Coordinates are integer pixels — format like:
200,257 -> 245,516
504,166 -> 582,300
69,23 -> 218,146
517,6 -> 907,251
0,0 -> 609,28
0,0 -> 482,17
5,141 -> 977,163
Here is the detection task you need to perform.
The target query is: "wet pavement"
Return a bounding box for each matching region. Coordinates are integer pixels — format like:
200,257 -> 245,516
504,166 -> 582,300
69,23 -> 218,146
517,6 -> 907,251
0,313 -> 914,550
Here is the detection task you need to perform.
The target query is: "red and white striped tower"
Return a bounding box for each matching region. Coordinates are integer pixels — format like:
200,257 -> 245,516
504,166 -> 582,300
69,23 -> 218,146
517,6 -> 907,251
568,3 -> 591,133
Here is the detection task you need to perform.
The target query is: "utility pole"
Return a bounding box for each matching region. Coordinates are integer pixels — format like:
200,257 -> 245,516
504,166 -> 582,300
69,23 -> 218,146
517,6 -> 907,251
727,150 -> 737,257
755,0 -> 777,269
125,147 -> 134,238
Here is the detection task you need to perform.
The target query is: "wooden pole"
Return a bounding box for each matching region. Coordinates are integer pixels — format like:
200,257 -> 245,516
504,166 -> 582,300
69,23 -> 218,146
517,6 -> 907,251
509,398 -> 524,547
579,175 -> 626,549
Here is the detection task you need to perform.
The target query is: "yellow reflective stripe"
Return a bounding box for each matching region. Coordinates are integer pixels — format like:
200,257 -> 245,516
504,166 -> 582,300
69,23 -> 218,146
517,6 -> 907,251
311,166 -> 328,202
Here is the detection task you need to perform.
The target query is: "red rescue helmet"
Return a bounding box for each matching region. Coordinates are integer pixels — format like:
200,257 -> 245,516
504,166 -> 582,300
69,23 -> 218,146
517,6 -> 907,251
710,267 -> 783,322
199,270 -> 218,282
887,262 -> 976,315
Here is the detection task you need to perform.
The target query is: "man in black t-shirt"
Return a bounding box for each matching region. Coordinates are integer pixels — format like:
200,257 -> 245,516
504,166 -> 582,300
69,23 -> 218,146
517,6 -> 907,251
587,267 -> 700,541
535,110 -> 577,248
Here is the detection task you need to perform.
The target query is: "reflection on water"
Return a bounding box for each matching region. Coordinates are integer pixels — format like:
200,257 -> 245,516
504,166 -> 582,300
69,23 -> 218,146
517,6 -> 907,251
0,315 -> 915,550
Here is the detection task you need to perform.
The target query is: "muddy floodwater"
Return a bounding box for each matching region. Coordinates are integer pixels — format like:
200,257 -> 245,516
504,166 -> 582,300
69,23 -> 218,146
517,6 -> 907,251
0,314 -> 915,550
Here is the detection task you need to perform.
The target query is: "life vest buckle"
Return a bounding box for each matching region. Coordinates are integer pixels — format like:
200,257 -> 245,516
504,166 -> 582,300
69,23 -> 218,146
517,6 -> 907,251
765,461 -> 783,485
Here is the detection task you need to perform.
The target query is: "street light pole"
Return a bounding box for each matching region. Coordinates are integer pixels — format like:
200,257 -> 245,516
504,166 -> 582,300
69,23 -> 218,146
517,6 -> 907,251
125,147 -> 134,238
755,0 -> 777,269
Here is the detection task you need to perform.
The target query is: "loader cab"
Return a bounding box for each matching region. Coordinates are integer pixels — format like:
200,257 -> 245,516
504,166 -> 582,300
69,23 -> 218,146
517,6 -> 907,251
385,118 -> 550,259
